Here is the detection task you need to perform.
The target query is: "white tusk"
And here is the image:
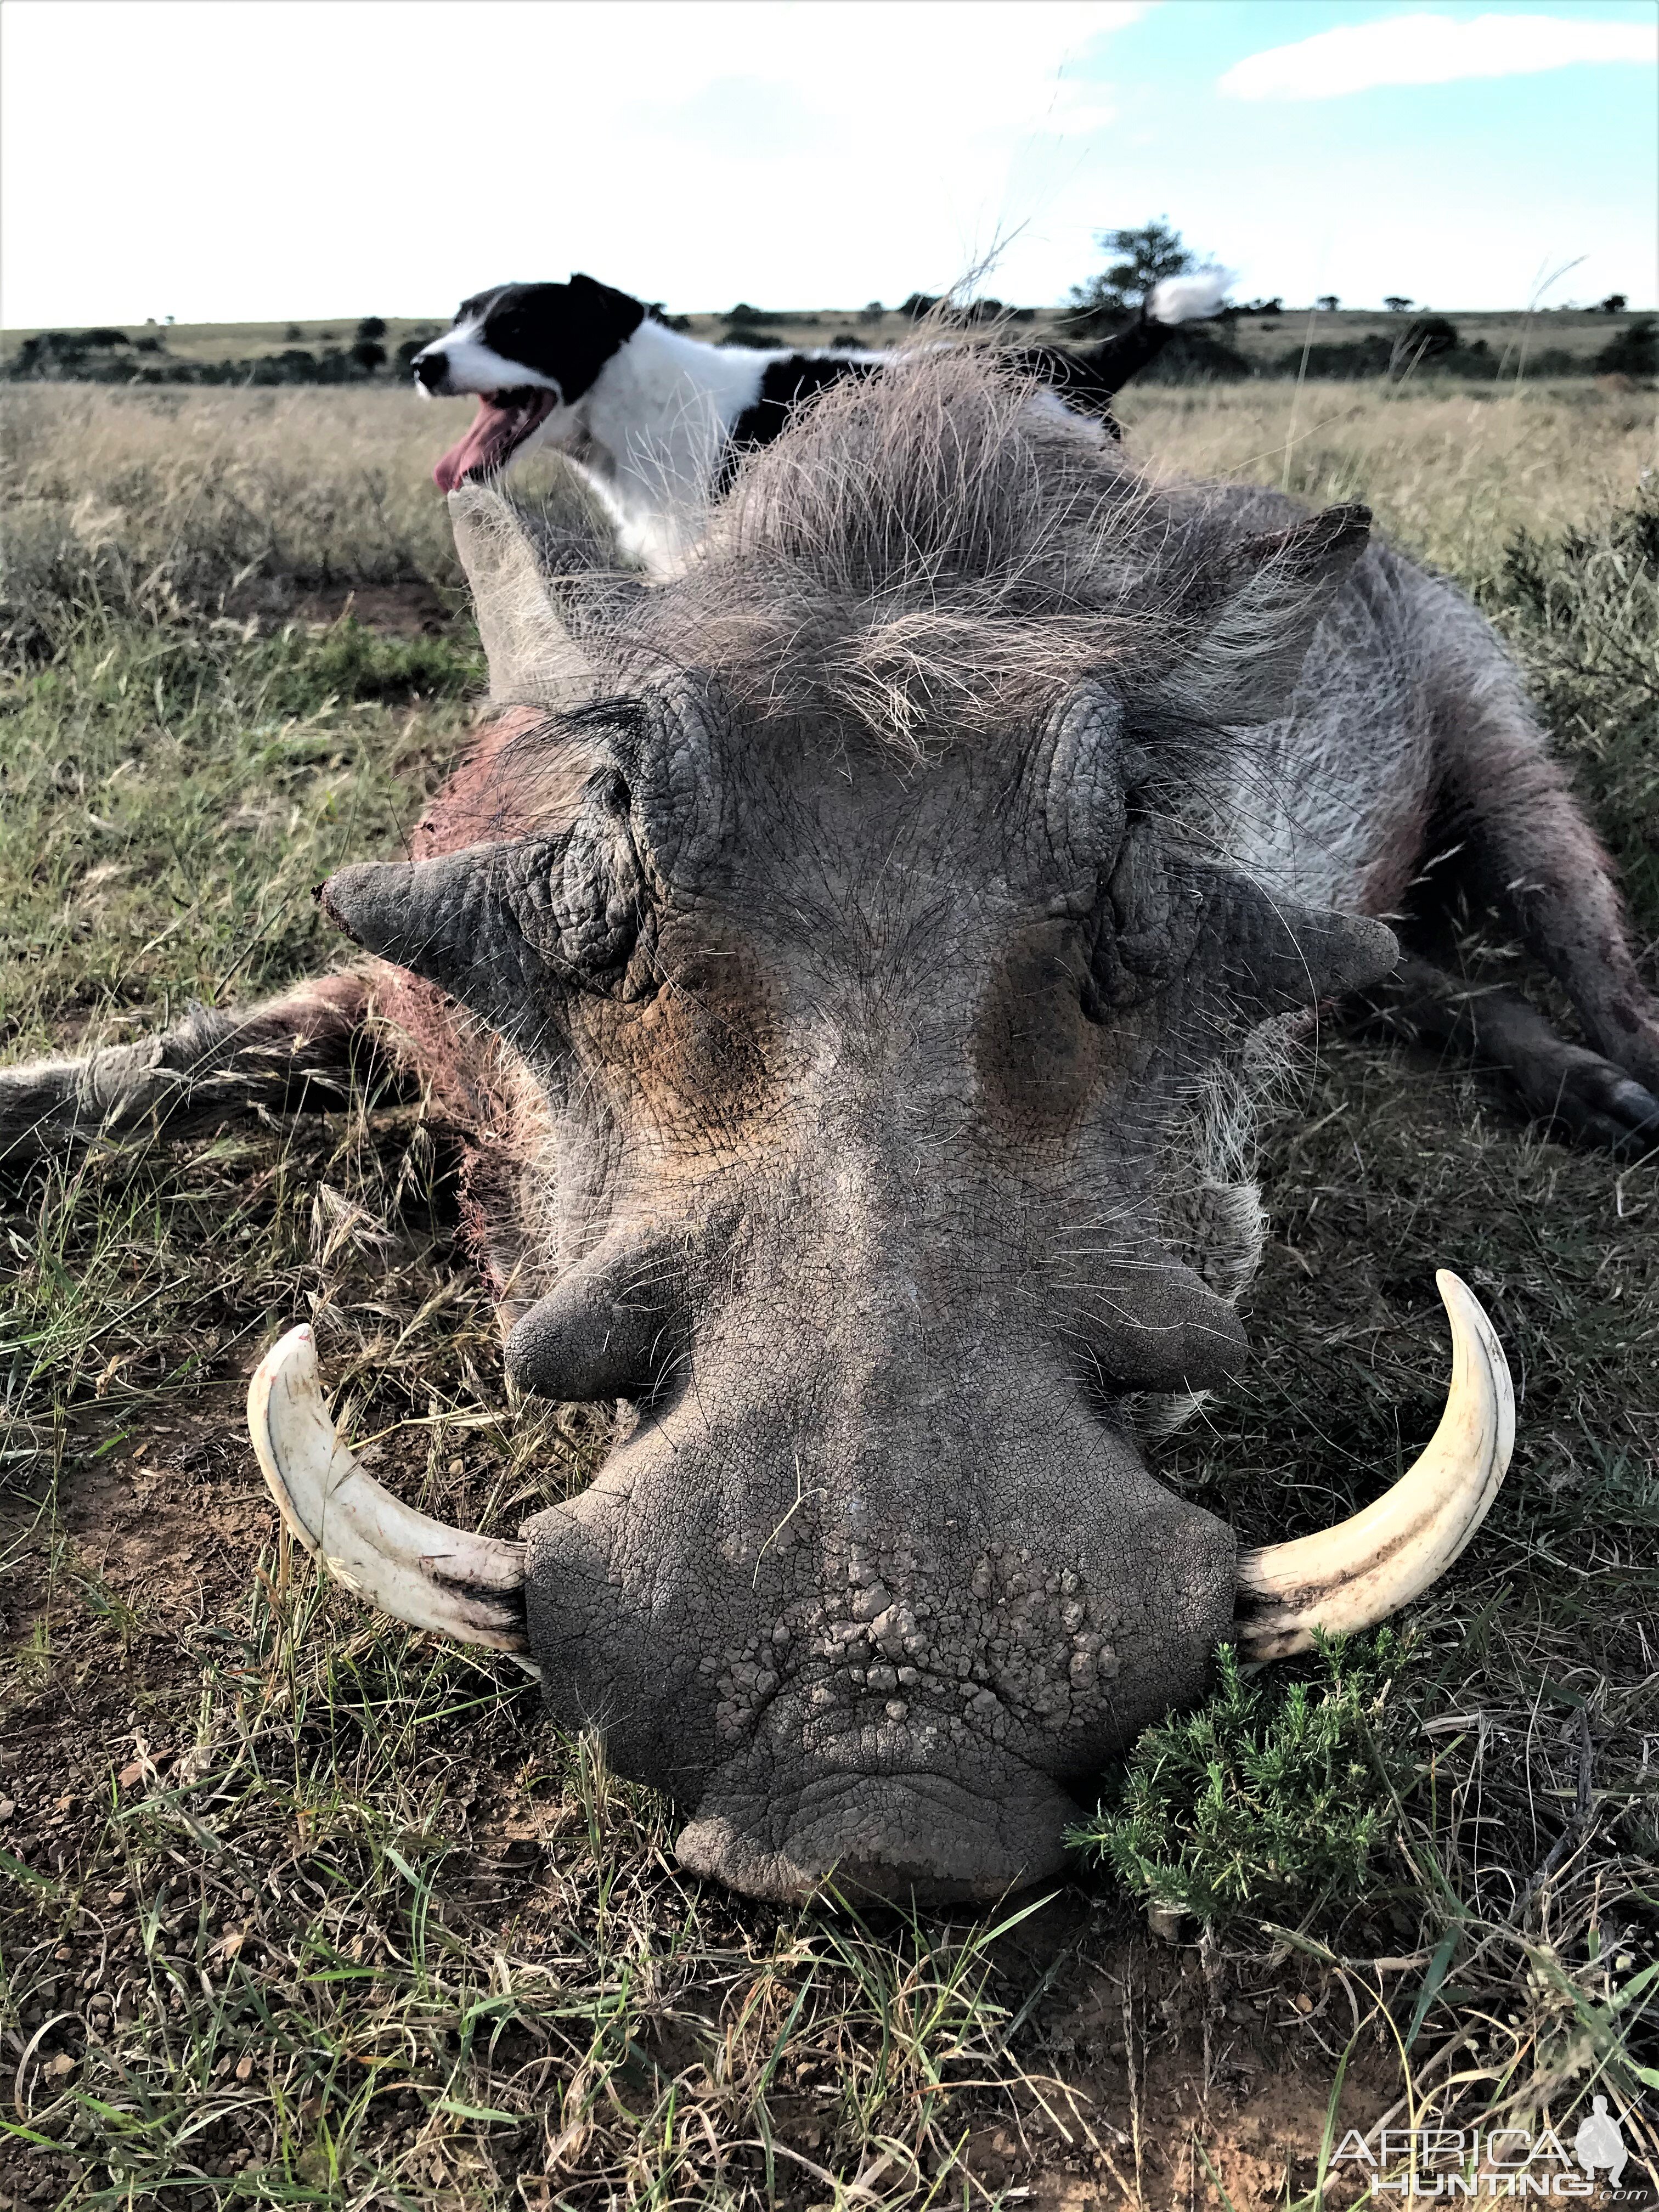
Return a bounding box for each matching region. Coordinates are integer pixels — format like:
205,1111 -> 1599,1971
1234,1270 -> 1514,1661
247,1323 -> 534,1657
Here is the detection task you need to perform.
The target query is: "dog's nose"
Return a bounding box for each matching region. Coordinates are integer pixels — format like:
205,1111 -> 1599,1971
414,350 -> 448,393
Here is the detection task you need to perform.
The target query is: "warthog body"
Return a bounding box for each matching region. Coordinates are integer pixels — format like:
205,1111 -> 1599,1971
7,355 -> 1654,1900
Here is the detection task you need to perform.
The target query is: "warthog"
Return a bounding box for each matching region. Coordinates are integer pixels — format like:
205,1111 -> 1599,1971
7,354 -> 1655,1901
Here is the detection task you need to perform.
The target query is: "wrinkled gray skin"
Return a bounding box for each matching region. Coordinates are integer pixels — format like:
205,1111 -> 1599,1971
324,680 -> 1390,1902
6,357 -> 1657,1902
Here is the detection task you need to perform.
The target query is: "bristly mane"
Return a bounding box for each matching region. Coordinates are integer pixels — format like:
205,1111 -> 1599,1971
478,347 -> 1320,789
629,347 -> 1239,757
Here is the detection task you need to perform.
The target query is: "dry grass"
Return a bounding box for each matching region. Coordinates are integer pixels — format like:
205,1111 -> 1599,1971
1120,378 -> 1657,580
0,375 -> 1655,2209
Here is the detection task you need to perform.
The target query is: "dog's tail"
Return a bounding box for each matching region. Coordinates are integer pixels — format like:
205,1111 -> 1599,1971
1080,266 -> 1234,388
1147,268 -> 1233,326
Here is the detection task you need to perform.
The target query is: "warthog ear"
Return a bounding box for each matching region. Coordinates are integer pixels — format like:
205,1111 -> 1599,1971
448,482 -> 623,709
1217,872 -> 1399,1014
320,786 -> 657,1032
1161,503 -> 1372,729
1091,832 -> 1398,1019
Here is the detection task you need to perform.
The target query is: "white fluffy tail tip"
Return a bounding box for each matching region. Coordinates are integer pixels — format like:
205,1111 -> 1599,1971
247,1323 -> 534,1659
1149,269 -> 1233,325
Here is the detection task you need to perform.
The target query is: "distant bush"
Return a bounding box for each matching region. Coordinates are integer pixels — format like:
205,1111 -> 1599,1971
394,329 -> 443,374
1069,217 -> 1197,332
9,329 -> 138,378
1595,318 -> 1657,377
349,338 -> 388,373
1400,314 -> 1459,363
355,316 -> 387,343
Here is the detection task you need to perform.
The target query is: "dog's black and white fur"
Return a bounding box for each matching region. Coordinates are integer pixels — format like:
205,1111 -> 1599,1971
414,272 -> 1230,572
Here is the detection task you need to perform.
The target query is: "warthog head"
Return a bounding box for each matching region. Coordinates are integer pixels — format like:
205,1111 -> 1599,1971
251,354 -> 1511,1903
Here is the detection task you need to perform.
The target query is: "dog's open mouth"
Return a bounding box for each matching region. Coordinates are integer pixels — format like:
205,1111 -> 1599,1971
433,390 -> 560,492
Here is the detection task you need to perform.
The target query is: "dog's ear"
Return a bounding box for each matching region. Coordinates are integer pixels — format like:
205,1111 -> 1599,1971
569,273 -> 647,340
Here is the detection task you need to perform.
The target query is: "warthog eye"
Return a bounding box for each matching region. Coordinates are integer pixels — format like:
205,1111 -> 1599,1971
492,772 -> 657,1000
1083,818 -> 1207,1017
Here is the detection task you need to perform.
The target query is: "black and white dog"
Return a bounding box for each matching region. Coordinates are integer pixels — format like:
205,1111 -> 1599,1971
412,272 -> 1229,572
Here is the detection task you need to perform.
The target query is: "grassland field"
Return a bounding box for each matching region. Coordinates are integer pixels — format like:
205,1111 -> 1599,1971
0,365 -> 1655,2209
1,304 -> 1647,374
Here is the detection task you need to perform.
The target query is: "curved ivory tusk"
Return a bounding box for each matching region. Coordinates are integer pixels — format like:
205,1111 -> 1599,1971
247,1323 -> 533,1657
1234,1270 -> 1514,1661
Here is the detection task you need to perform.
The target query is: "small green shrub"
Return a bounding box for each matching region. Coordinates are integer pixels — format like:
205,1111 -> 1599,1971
1071,1632 -> 1417,1928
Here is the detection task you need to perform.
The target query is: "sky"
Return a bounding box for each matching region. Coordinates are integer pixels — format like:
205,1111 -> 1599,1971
1,0 -> 1654,326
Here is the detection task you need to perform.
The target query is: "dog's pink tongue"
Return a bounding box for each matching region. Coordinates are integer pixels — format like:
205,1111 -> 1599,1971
433,398 -> 518,493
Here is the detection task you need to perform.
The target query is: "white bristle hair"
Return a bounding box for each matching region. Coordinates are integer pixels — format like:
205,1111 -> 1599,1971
1148,269 -> 1233,325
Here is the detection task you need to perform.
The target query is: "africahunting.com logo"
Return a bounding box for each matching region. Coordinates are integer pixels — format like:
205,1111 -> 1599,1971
1333,2098 -> 1653,2199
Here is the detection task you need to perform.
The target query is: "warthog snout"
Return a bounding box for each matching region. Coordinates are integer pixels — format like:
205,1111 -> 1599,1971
506,1234 -> 1240,1901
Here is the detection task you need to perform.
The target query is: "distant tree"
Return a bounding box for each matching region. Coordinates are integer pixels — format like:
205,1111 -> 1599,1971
284,323 -> 303,342
1383,295 -> 1413,313
349,337 -> 387,373
1599,292 -> 1628,314
900,292 -> 940,320
1316,294 -> 1340,312
355,316 -> 387,343
1069,217 -> 1195,324
860,300 -> 885,323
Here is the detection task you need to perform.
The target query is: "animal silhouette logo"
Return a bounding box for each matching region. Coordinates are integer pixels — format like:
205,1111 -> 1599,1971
1575,2096 -> 1627,2190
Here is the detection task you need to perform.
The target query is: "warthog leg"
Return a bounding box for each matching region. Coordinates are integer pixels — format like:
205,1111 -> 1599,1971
1375,953 -> 1659,1152
0,974 -> 382,1164
1413,596 -> 1659,1146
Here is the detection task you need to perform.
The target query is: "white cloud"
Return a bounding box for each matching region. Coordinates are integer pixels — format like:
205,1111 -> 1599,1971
1220,10 -> 1657,101
0,1 -> 1150,325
